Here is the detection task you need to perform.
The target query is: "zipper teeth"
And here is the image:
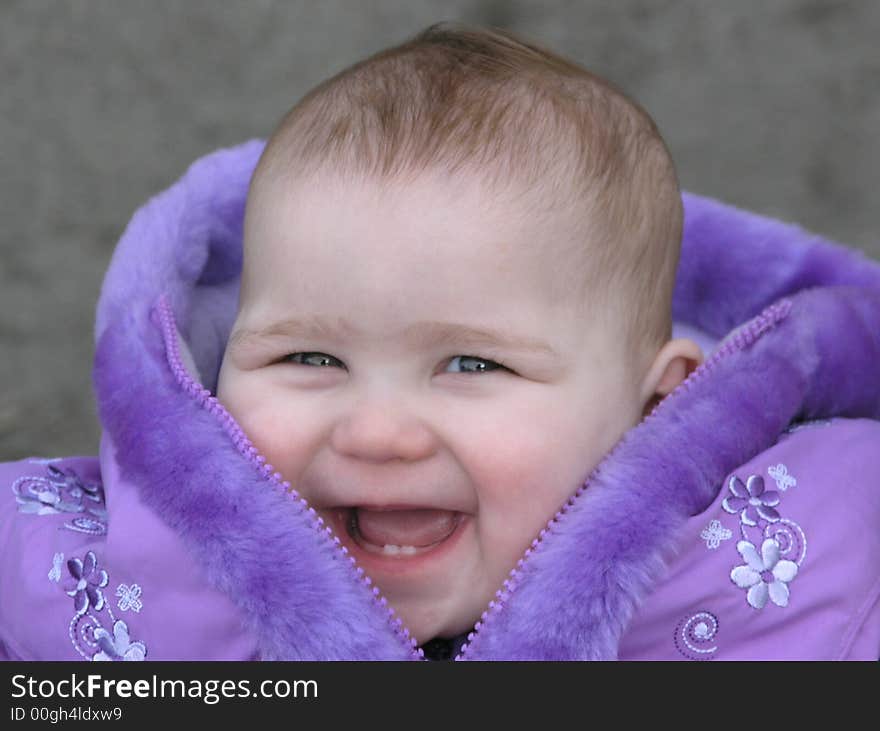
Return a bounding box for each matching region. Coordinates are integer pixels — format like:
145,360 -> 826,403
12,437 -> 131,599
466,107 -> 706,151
153,296 -> 423,660
456,299 -> 793,660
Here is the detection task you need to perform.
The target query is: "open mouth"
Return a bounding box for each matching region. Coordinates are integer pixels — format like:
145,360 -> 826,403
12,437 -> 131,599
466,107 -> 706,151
345,507 -> 463,558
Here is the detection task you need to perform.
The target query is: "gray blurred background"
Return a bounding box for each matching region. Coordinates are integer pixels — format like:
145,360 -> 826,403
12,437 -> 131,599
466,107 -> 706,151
1,0 -> 878,461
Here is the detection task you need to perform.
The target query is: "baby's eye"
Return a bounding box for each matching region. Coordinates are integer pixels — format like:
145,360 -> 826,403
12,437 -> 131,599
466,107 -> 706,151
445,355 -> 507,374
282,352 -> 345,368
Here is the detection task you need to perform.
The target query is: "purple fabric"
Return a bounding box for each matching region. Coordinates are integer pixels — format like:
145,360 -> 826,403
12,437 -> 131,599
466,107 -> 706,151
2,140 -> 879,660
619,417 -> 880,660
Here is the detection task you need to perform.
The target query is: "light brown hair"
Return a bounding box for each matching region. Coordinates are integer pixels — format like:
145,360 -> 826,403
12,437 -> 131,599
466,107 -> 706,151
251,22 -> 683,354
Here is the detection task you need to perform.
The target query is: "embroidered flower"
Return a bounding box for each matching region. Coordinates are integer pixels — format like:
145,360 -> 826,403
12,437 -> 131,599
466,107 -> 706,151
730,539 -> 798,609
768,463 -> 796,492
92,620 -> 146,661
48,552 -> 64,583
722,474 -> 780,526
13,476 -> 75,515
116,584 -> 143,613
64,551 -> 109,615
13,465 -> 106,519
700,520 -> 732,549
46,464 -> 105,508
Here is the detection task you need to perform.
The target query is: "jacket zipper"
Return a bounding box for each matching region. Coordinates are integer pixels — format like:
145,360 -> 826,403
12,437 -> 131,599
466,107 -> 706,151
153,295 -> 424,660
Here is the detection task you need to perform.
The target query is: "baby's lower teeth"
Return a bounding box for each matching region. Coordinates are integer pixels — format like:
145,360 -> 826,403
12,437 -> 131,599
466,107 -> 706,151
382,544 -> 418,556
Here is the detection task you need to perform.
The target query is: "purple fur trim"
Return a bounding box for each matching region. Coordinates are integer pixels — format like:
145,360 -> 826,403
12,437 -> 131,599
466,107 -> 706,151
92,141 -> 880,660
676,192 -> 880,336
153,295 -> 423,658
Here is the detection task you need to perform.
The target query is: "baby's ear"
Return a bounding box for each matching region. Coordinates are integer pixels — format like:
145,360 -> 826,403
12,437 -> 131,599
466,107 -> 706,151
639,338 -> 704,417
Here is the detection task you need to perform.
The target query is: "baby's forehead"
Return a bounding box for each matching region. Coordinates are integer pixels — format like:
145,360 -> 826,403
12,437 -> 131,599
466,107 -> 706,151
244,166 -> 602,303
249,161 -> 594,250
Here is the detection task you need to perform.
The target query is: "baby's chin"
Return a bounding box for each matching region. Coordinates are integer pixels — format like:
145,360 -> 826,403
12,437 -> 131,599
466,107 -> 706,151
386,588 -> 484,646
408,613 -> 475,647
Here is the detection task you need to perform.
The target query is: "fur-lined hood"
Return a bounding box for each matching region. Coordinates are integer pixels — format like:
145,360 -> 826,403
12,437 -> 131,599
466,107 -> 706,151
84,140 -> 880,660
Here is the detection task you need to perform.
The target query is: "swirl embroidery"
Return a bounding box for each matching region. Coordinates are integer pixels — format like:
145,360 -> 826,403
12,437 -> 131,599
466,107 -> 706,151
675,612 -> 720,660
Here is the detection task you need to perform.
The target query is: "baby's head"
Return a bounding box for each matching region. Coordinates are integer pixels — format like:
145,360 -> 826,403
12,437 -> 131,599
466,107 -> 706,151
216,23 -> 702,643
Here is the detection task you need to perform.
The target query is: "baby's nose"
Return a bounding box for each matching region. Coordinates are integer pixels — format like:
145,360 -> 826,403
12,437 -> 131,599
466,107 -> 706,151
329,398 -> 436,463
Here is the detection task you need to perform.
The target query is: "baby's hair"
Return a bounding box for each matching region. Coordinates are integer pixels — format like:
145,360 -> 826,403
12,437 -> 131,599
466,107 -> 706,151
252,22 -> 683,356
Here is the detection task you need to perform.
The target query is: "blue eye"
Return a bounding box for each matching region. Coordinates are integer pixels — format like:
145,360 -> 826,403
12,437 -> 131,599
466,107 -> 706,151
446,355 -> 506,374
280,353 -> 507,374
283,352 -> 345,368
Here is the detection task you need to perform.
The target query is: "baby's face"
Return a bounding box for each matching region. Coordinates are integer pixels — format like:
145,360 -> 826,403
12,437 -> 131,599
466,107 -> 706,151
217,169 -> 648,643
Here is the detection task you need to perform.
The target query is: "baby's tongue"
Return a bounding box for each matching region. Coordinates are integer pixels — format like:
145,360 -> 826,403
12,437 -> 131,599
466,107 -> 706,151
354,508 -> 458,547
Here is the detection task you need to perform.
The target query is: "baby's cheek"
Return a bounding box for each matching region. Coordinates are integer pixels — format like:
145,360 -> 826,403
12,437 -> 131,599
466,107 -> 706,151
477,418 -> 593,528
466,426 -> 557,505
222,395 -> 311,481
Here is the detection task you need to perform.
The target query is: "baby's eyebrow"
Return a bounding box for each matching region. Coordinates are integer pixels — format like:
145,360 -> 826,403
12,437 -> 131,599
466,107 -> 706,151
228,317 -> 558,357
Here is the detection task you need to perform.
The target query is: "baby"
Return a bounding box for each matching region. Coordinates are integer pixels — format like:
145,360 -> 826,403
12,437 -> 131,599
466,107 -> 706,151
6,22 -> 876,663
215,23 -> 703,646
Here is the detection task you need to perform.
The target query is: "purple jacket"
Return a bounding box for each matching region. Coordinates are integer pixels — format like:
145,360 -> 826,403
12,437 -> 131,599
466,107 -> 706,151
2,140 -> 879,661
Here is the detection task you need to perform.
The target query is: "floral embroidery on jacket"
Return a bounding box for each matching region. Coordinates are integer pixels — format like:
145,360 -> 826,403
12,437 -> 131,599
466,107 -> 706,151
724,467 -> 806,611
722,474 -> 780,526
768,463 -> 796,492
93,621 -> 146,661
700,520 -> 732,550
730,539 -> 799,609
52,550 -> 147,662
116,584 -> 143,613
763,519 -> 807,566
64,552 -> 108,614
678,463 -> 810,657
48,552 -> 64,583
12,464 -> 108,535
